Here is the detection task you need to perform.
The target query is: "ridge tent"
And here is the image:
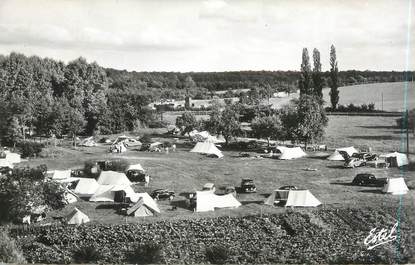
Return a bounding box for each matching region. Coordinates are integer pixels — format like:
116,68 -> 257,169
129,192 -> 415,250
264,189 -> 321,207
80,137 -> 97,147
196,191 -> 241,212
66,207 -> 90,225
74,178 -> 100,198
380,152 -> 409,167
327,147 -> 359,161
0,159 -> 13,168
278,147 -> 307,160
190,142 -> 224,158
127,193 -> 161,217
382,178 -> 409,195
89,184 -> 136,202
97,171 -> 132,186
3,152 -> 21,164
63,189 -> 78,204
51,170 -> 72,180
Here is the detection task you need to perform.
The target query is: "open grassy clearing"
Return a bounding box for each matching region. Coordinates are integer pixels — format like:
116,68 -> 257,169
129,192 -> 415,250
18,115 -> 415,225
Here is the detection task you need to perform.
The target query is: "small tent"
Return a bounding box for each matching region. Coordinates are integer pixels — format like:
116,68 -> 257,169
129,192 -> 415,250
127,193 -> 160,217
51,170 -> 72,180
89,184 -> 136,202
327,147 -> 359,161
190,142 -> 224,158
97,171 -> 132,186
264,189 -> 321,207
0,159 -> 13,168
278,147 -> 307,160
126,164 -> 145,172
380,152 -> 409,167
63,189 -> 78,204
196,191 -> 241,212
382,178 -> 409,195
149,142 -> 163,151
66,207 -> 90,225
80,137 -> 97,147
4,152 -> 21,164
74,178 -> 100,198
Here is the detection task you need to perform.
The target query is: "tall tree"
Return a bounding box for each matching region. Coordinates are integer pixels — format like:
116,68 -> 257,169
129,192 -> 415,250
251,115 -> 282,146
176,112 -> 198,137
312,48 -> 323,100
329,45 -> 340,110
299,48 -> 313,96
205,102 -> 240,145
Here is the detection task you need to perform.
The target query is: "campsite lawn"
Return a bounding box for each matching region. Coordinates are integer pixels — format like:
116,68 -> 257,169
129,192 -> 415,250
20,115 -> 415,224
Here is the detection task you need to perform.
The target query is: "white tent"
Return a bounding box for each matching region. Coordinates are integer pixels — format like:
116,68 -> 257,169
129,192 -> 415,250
149,142 -> 163,151
80,136 -> 97,147
196,191 -> 241,212
51,170 -> 72,180
74,178 -> 100,197
380,152 -> 409,167
97,171 -> 132,186
382,178 -> 409,195
327,147 -> 359,161
127,193 -> 160,217
63,190 -> 78,204
66,207 -> 90,225
4,152 -> 21,164
89,184 -> 136,202
190,142 -> 224,158
264,189 -> 321,207
126,164 -> 145,172
279,147 -> 307,160
0,159 -> 13,168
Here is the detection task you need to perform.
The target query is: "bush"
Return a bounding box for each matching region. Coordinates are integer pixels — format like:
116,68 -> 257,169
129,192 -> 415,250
205,245 -> 229,264
72,245 -> 102,263
0,230 -> 26,263
17,141 -> 44,158
140,134 -> 153,144
128,243 -> 163,264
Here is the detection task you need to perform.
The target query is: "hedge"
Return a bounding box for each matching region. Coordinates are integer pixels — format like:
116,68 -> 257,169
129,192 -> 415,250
8,207 -> 413,264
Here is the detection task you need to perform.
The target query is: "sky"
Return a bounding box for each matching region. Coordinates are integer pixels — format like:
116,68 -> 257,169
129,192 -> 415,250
0,0 -> 413,72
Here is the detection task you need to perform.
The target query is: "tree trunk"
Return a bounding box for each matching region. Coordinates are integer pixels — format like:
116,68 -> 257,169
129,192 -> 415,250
267,137 -> 270,147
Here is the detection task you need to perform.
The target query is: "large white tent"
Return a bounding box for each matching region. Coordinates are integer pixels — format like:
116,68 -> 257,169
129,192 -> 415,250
127,193 -> 160,217
264,189 -> 321,207
66,207 -> 90,225
380,152 -> 409,167
190,142 -> 224,158
3,151 -> 21,164
97,171 -> 132,186
195,191 -> 241,212
89,184 -> 136,202
382,178 -> 409,195
278,147 -> 307,160
74,178 -> 100,198
327,147 -> 359,161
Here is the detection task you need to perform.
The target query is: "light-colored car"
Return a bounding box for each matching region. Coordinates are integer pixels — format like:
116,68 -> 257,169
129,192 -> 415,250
202,183 -> 216,192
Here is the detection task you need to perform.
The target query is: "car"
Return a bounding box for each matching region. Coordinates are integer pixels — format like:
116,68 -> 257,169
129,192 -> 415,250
352,173 -> 387,187
279,185 -> 298,190
352,152 -> 378,161
150,189 -> 175,201
126,170 -> 147,182
224,185 -> 237,197
240,178 -> 257,193
338,150 -> 367,168
202,183 -> 216,192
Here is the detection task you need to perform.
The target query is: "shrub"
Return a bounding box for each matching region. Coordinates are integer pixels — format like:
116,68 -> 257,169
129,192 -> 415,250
128,243 -> 163,264
205,245 -> 229,264
72,245 -> 102,263
17,141 -> 44,158
0,230 -> 26,263
140,134 -> 153,144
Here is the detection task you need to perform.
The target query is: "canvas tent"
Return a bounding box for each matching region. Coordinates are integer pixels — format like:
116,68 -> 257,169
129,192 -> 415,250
74,178 -> 100,198
0,159 -> 13,168
3,152 -> 21,164
80,137 -> 97,147
51,170 -> 72,180
97,171 -> 132,186
126,164 -> 145,172
190,142 -> 224,158
149,142 -> 163,151
327,147 -> 359,161
278,147 -> 307,160
382,178 -> 409,195
89,184 -> 136,202
66,207 -> 90,225
195,191 -> 241,212
64,189 -> 78,204
127,193 -> 160,217
380,152 -> 409,167
264,189 -> 321,207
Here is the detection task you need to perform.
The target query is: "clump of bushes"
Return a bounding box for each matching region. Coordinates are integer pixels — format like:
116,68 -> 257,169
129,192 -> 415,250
128,243 -> 163,264
17,141 -> 44,158
205,245 -> 229,264
140,134 -> 153,144
72,245 -> 102,263
0,230 -> 26,263
326,103 -> 376,112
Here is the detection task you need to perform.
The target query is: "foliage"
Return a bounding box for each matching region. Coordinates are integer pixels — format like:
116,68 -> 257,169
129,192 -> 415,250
0,230 -> 26,263
299,48 -> 313,96
251,115 -> 282,146
329,45 -> 340,109
312,48 -> 323,99
326,103 -> 376,112
205,103 -> 241,145
396,109 -> 415,133
72,244 -> 102,263
176,112 -> 198,136
17,141 -> 44,158
205,245 -> 229,264
128,243 -> 163,264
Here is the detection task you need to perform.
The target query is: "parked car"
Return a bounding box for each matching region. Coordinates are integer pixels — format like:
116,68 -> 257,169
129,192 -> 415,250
240,178 -> 257,193
151,189 -> 175,201
126,170 -> 146,182
279,185 -> 298,190
224,185 -> 237,197
202,183 -> 216,192
352,152 -> 378,161
352,173 -> 387,187
338,150 -> 367,168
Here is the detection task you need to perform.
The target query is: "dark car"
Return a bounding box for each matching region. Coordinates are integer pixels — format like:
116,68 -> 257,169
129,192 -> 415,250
338,150 -> 367,168
224,185 -> 237,197
352,173 -> 387,187
279,185 -> 298,190
240,178 -> 257,193
126,170 -> 146,182
352,152 -> 378,161
151,189 -> 175,201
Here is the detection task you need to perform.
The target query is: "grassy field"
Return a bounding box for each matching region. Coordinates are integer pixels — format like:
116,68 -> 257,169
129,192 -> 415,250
18,115 -> 414,225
